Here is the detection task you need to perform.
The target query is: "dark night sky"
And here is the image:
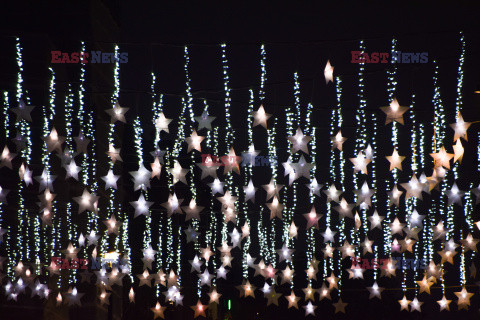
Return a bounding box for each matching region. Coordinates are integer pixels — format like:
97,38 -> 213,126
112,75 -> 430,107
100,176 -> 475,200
1,1 -> 480,320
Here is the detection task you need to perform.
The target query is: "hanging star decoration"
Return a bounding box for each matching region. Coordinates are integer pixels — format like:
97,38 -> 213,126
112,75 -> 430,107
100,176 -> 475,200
324,60 -> 334,83
449,112 -> 471,141
349,152 -> 371,174
105,102 -> 129,123
430,146 -> 454,169
288,128 -> 311,154
252,105 -> 271,128
380,98 -> 409,125
453,139 -> 464,163
386,149 -> 405,170
185,130 -> 204,152
106,144 -> 122,163
11,99 -> 34,122
194,110 -> 216,130
331,130 -> 347,151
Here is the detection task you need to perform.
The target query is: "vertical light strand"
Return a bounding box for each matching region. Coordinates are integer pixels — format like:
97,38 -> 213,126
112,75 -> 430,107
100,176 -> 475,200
2,91 -> 11,278
305,103 -> 316,281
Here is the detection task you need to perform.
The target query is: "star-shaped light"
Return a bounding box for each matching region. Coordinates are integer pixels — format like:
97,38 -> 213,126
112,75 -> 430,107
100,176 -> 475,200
73,189 -> 99,214
333,298 -> 348,313
130,164 -> 151,191
185,130 -> 205,152
303,301 -> 316,316
43,128 -> 65,154
331,130 -> 347,151
181,199 -> 204,221
454,287 -> 474,309
390,217 -> 405,235
461,234 -> 478,252
252,105 -> 271,128
65,287 -> 84,306
386,149 -> 405,170
61,243 -> 80,259
11,100 -> 34,122
105,102 -> 128,123
323,184 -> 343,203
398,296 -> 411,311
430,146 -> 454,169
106,144 -> 122,163
276,244 -> 294,262
86,231 -> 99,246
416,275 -> 434,294
304,207 -> 322,229
267,196 -> 284,220
354,182 -> 375,209
155,112 -> 172,133
101,169 -> 120,190
104,215 -> 122,235
18,163 -> 33,186
400,174 -> 424,200
237,280 -> 255,298
367,282 -> 384,299
64,160 -> 81,180
289,222 -> 298,238
286,291 -> 299,309
320,227 -> 337,243
450,112 -> 471,141
191,300 -> 207,318
291,155 -> 314,180
288,128 -> 311,154
388,184 -> 403,207
208,288 -> 221,304
195,111 -> 216,130
262,179 -> 283,201
130,194 -> 153,218
447,183 -> 464,206
208,178 -> 225,195
243,179 -> 257,203
151,302 -> 166,319
151,157 -> 162,179
453,139 -> 464,163
380,98 -> 409,125
73,131 -> 90,154
0,146 -> 16,169
368,210 -> 384,230
324,60 -> 334,83
307,178 -> 322,197
169,161 -> 189,184
349,152 -> 371,174
221,148 -> 241,175
161,193 -> 183,216
437,296 -> 452,311
241,145 -> 259,167
410,297 -> 423,312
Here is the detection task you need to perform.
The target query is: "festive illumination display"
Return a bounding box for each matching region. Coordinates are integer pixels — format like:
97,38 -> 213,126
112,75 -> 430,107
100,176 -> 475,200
0,34 -> 479,318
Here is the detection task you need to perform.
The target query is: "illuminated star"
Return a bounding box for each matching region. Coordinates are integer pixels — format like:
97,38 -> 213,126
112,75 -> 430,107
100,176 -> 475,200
367,282 -> 384,299
241,222 -> 250,239
73,131 -> 90,154
331,130 -> 347,151
368,210 -> 384,230
151,302 -> 166,319
354,182 -> 375,208
262,179 -> 283,201
208,288 -> 221,304
281,265 -> 294,284
104,215 -> 122,235
380,98 -> 409,125
184,226 -> 199,243
199,270 -> 214,286
323,184 -> 343,203
410,297 -> 423,312
320,227 -> 337,243
388,184 -> 403,207
449,112 -> 471,141
169,161 -> 189,184
454,287 -> 474,310
438,249 -> 457,265
267,196 -> 284,220
324,60 -> 334,83
333,298 -> 348,313
151,157 -> 162,179
390,217 -> 406,235
194,111 -> 216,130
237,280 -> 255,298
398,296 -> 411,311
276,244 -> 294,262
137,270 -> 152,287
416,275 -> 434,294
286,291 -> 299,309
308,178 -> 322,197
243,179 -> 257,203
200,247 -> 214,261
333,198 -> 354,220
155,112 -> 172,133
408,210 -> 426,228
426,261 -> 443,280
252,105 -> 271,128
326,272 -> 340,290
181,199 -> 204,221
208,178 -> 225,195
266,288 -> 282,306
288,128 -> 311,154
191,300 -> 207,318
303,301 -> 316,316
11,99 -> 34,122
130,194 -> 153,218
43,128 -> 65,154
217,190 -> 237,209
106,144 -> 122,163
65,287 -> 84,306
73,189 -> 99,214
105,102 -> 128,123
453,139 -> 464,163
161,193 -> 183,216
349,152 -> 371,174
185,130 -> 204,152
400,174 -> 424,200
437,296 -> 452,311
447,183 -> 464,206
62,243 -> 80,259
196,159 -> 218,180
303,285 -> 315,301
289,222 -> 298,238
221,148 -> 241,175
303,206 -> 322,229
216,265 -> 228,279
64,160 -> 81,180
433,221 -> 448,240
430,146 -> 454,169
386,149 -> 405,170
86,231 -> 99,246
0,146 -> 16,169
461,234 -> 479,252
229,228 -> 242,248
102,169 -> 120,190
339,240 -> 356,259
291,155 -> 314,180
130,164 -> 151,191
19,163 -> 33,186
361,237 -> 374,255
150,148 -> 167,164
